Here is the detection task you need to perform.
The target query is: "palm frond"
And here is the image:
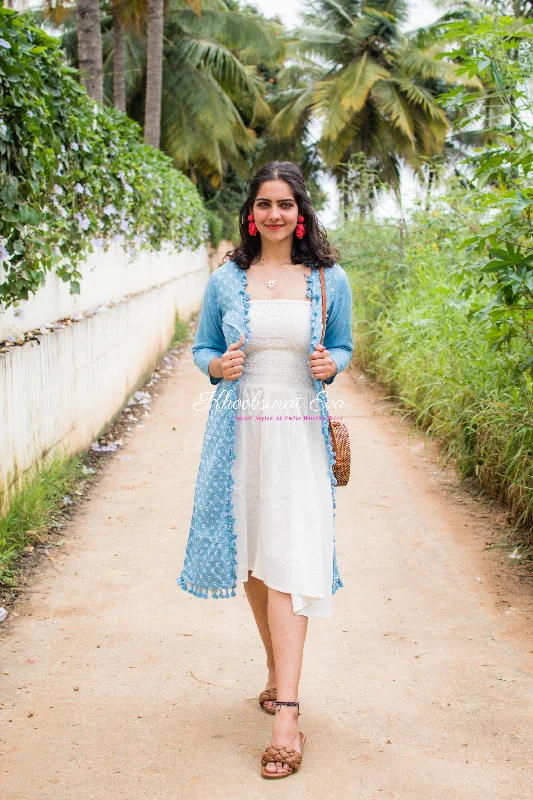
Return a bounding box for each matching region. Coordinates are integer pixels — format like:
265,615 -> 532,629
370,79 -> 416,143
319,0 -> 357,28
176,38 -> 257,98
174,8 -> 285,63
389,71 -> 449,123
314,55 -> 390,140
263,85 -> 315,140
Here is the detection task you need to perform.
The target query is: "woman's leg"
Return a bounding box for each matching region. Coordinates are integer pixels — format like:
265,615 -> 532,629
243,571 -> 277,710
265,586 -> 308,775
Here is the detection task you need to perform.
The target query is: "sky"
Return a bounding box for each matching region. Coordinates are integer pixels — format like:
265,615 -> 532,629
251,0 -> 445,225
251,0 -> 442,30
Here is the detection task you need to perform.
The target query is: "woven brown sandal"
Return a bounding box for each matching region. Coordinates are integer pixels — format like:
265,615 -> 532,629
261,701 -> 306,779
258,687 -> 277,715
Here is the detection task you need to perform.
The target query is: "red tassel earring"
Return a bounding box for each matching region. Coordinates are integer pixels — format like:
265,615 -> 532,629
247,213 -> 258,236
295,215 -> 305,239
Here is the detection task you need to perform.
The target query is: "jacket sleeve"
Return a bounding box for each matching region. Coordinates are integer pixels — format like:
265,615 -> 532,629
322,267 -> 354,385
191,272 -> 227,386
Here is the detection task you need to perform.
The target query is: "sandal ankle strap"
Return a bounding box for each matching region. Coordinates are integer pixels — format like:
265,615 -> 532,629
274,701 -> 301,716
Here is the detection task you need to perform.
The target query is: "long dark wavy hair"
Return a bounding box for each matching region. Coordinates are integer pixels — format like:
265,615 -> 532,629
225,161 -> 339,271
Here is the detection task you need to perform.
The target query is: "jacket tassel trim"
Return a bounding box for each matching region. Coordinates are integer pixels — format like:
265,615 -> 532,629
178,576 -> 237,599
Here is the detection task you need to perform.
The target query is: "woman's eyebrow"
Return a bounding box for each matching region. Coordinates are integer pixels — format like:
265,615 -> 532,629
255,197 -> 294,202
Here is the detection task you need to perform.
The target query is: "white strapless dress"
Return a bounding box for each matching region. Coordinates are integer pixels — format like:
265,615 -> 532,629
231,299 -> 334,618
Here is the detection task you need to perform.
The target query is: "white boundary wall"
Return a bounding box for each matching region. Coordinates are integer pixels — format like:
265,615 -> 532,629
0,241 -> 208,340
0,243 -> 209,508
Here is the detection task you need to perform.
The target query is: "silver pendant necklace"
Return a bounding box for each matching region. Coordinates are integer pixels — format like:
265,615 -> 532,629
258,262 -> 310,289
259,262 -> 288,289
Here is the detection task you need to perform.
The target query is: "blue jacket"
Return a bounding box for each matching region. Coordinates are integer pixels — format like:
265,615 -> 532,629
177,259 -> 353,599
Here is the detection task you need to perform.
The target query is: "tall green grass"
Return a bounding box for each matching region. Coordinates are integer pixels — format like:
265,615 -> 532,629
0,450 -> 89,587
333,213 -> 533,537
170,310 -> 192,348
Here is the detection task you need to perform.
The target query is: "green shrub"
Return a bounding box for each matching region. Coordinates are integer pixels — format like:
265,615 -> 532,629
332,207 -> 533,531
0,8 -> 207,309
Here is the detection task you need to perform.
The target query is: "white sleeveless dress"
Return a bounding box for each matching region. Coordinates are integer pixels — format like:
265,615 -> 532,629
231,299 -> 334,618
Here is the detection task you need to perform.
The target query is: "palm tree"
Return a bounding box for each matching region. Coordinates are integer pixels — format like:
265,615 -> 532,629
76,0 -> 104,102
144,0 -> 164,146
112,0 -> 127,111
253,61 -> 327,198
263,0 -> 466,213
132,0 -> 284,183
51,0 -> 285,184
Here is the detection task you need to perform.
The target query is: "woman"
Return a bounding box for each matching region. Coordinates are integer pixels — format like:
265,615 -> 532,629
178,161 -> 353,779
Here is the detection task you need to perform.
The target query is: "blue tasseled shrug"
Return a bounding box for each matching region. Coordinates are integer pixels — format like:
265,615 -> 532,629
177,259 -> 354,599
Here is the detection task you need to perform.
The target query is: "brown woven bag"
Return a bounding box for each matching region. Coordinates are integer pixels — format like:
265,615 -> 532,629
318,266 -> 351,487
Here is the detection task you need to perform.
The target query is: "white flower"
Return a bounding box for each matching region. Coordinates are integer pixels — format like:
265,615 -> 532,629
74,183 -> 84,194
0,38 -> 11,49
58,207 -> 68,219
82,143 -> 90,153
103,204 -> 117,216
53,184 -> 63,195
119,220 -> 129,232
91,237 -> 104,248
71,142 -> 79,151
75,212 -> 90,230
124,183 -> 133,193
171,201 -> 176,208
0,246 -> 8,261
27,110 -> 33,118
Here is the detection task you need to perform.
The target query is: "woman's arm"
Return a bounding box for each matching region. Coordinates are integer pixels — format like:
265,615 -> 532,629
191,273 -> 227,386
322,267 -> 354,386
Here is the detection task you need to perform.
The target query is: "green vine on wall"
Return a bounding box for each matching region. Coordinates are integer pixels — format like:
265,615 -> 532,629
0,8 -> 208,310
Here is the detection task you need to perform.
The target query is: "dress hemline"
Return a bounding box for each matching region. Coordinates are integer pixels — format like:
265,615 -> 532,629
238,569 -> 333,619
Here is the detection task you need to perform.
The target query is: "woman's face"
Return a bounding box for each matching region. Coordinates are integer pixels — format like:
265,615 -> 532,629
252,179 -> 299,244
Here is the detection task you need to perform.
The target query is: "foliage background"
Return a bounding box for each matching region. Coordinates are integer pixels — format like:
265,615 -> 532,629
0,7 -> 207,309
332,182 -> 533,536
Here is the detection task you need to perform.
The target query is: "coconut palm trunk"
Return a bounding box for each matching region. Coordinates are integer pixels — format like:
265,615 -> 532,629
76,0 -> 103,103
144,0 -> 164,148
112,3 -> 126,112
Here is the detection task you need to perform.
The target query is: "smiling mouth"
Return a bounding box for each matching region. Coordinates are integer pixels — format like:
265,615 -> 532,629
266,224 -> 284,229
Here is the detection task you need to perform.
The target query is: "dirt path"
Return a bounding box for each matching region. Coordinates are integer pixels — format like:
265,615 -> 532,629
1,349 -> 533,799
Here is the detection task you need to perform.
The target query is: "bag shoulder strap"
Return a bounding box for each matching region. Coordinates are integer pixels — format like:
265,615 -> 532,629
319,266 -> 327,344
318,266 -> 339,453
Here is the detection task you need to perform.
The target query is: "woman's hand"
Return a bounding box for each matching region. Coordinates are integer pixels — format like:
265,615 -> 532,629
222,332 -> 246,381
309,344 -> 337,381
